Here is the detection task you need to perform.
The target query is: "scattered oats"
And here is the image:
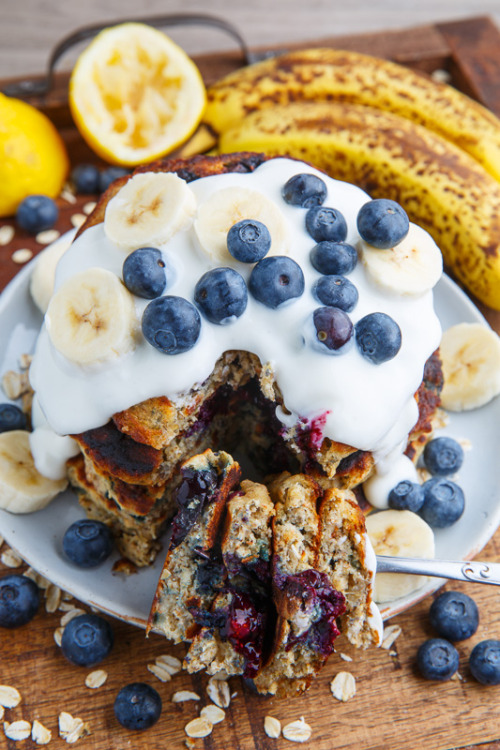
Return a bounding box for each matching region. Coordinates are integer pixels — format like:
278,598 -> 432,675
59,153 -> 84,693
339,652 -> 353,662
70,213 -> 86,229
83,202 -> 97,215
59,601 -> 78,612
172,691 -> 201,703
185,717 -> 213,738
24,568 -> 49,589
4,719 -> 31,741
60,608 -> 86,626
36,229 -> 60,245
54,627 -> 64,647
231,691 -> 238,699
58,712 -> 90,743
12,248 -> 33,264
61,189 -> 77,204
282,717 -> 312,743
381,624 -> 402,650
1,548 -> 23,568
330,672 -> 356,702
32,719 -> 52,745
45,583 -> 62,613
147,663 -> 172,683
2,370 -> 30,400
155,653 -> 182,674
450,671 -> 463,682
207,676 -> 230,708
431,68 -> 452,83
0,225 -> 15,246
0,685 -> 21,708
85,669 -> 108,689
19,353 -> 32,370
185,738 -> 196,749
200,705 -> 225,725
264,715 -> 281,738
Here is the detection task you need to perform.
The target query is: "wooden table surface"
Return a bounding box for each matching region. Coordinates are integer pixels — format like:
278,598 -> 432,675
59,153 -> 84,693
1,14 -> 500,750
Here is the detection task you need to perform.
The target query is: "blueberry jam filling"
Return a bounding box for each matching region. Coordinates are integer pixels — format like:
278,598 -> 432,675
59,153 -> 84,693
170,467 -> 218,547
194,558 -> 226,597
276,569 -> 346,656
223,591 -> 266,678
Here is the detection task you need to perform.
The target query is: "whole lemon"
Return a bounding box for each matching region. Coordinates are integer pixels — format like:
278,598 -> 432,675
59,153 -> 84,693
0,93 -> 69,217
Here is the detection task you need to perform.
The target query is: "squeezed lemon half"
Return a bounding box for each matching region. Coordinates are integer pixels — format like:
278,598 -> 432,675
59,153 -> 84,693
69,22 -> 207,167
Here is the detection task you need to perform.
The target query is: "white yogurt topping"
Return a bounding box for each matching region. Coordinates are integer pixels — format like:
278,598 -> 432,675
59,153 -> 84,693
363,453 -> 420,510
29,395 -> 80,480
29,158 -> 441,472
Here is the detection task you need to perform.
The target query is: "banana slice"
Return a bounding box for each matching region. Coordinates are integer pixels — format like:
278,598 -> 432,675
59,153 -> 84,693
359,223 -> 442,296
45,267 -> 137,366
30,230 -> 76,313
366,509 -> 435,603
194,186 -> 289,263
104,172 -> 197,249
440,322 -> 500,411
0,430 -> 68,513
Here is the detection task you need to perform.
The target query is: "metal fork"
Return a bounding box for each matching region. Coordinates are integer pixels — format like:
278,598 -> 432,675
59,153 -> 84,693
376,556 -> 500,586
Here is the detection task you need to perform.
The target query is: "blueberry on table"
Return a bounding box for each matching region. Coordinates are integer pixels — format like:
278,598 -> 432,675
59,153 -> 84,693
99,167 -> 130,193
249,256 -> 304,308
71,164 -> 100,194
429,591 -> 479,641
282,173 -> 327,208
194,267 -> 247,324
313,306 -> 353,353
114,683 -> 162,730
417,638 -> 459,680
305,206 -> 348,243
61,613 -> 114,666
142,296 -> 201,354
313,275 -> 358,312
16,195 -> 58,234
0,574 -> 40,628
0,403 -> 27,433
123,247 -> 167,299
357,198 -> 409,248
420,477 -> 465,528
469,640 -> 500,685
388,480 -> 425,512
355,312 -> 402,364
423,436 -> 464,477
310,241 -> 358,276
63,519 -> 113,568
227,219 -> 271,262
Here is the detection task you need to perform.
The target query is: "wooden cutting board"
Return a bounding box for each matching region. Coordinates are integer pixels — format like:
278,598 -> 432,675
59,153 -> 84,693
1,15 -> 500,750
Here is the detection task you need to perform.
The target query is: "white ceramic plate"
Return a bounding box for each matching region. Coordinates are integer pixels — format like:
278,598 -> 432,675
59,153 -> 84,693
0,258 -> 499,627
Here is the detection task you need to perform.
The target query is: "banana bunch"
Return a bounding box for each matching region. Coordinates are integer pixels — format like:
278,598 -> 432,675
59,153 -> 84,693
203,49 -> 500,310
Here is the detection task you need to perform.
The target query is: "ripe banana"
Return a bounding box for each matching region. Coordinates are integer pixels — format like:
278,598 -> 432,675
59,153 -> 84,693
0,430 -> 68,513
218,100 -> 500,310
204,47 -> 500,183
194,186 -> 289,262
439,322 -> 500,411
104,171 -> 197,249
45,267 -> 137,366
365,509 -> 435,603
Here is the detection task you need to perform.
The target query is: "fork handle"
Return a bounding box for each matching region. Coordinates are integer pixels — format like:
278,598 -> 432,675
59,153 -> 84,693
375,556 -> 500,586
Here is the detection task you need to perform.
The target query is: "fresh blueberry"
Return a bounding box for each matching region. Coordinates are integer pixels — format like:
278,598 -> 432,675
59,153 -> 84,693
71,164 -> 100,194
469,640 -> 500,685
388,480 -> 425,512
282,173 -> 327,208
313,306 -> 353,353
420,477 -> 465,528
0,574 -> 40,628
114,682 -> 162,731
123,247 -> 166,299
227,219 -> 271,262
249,256 -> 304,308
194,267 -> 247,324
355,312 -> 402,364
357,198 -> 409,249
429,591 -> 479,641
305,206 -> 348,243
99,167 -> 129,193
423,437 -> 464,477
16,195 -> 58,234
61,613 -> 114,666
417,638 -> 459,680
63,519 -> 113,568
313,275 -> 358,312
310,241 -> 358,276
0,403 -> 27,433
142,296 -> 201,354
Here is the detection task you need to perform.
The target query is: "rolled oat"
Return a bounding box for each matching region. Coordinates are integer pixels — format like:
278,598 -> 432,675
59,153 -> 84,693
58,712 -> 90,744
0,225 -> 15,246
4,719 -> 31,741
31,719 -> 52,745
282,717 -> 312,743
264,715 -> 281,738
1,548 -> 23,568
207,676 -> 230,708
12,248 -> 33,264
172,691 -> 201,703
184,717 -> 213,738
330,671 -> 356,702
200,705 -> 225,725
0,685 -> 22,708
85,669 -> 108,689
36,229 -> 60,245
381,624 -> 402,650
